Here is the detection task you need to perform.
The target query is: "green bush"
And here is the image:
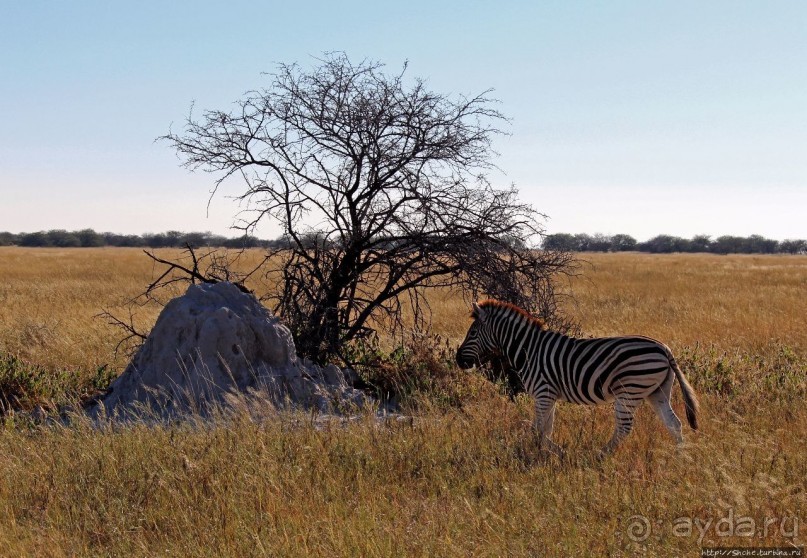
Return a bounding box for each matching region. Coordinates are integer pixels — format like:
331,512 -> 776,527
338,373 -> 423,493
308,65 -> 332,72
0,353 -> 110,415
348,334 -> 495,412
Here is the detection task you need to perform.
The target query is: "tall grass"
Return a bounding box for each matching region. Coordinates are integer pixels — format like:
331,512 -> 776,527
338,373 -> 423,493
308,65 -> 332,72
0,247 -> 805,556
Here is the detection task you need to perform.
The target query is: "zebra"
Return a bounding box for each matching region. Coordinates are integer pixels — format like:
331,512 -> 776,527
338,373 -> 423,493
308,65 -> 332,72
455,300 -> 699,456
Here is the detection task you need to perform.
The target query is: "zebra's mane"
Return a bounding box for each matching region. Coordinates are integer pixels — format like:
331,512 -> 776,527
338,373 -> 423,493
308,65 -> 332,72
478,299 -> 549,331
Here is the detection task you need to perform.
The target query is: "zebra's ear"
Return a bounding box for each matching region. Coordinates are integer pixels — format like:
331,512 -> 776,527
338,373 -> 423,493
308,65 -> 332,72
472,302 -> 487,323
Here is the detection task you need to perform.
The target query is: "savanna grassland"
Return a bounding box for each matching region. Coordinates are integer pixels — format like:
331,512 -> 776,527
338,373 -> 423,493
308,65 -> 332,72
0,247 -> 805,556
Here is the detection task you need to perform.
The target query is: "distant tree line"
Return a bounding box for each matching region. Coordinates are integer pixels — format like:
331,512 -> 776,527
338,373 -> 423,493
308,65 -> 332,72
0,229 -> 275,249
542,233 -> 807,254
2,229 -> 805,255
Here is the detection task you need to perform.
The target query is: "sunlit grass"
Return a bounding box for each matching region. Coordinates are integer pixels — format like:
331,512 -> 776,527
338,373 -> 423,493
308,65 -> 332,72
0,247 -> 805,556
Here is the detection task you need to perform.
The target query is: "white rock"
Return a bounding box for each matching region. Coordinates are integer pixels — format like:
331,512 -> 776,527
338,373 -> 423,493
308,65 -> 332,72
92,282 -> 369,420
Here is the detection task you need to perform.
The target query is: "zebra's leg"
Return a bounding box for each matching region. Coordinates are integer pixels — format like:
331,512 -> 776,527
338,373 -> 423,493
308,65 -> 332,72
647,377 -> 684,444
543,401 -> 557,438
533,397 -> 563,457
601,397 -> 642,455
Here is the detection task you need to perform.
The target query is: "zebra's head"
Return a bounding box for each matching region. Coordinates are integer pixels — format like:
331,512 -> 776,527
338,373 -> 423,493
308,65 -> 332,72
456,302 -> 499,369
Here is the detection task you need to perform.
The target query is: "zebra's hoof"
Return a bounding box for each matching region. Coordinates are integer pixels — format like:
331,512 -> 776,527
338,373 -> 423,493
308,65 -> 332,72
596,448 -> 614,462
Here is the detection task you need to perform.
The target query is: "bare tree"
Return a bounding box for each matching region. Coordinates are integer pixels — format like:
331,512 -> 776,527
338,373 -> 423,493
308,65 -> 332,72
162,53 -> 575,364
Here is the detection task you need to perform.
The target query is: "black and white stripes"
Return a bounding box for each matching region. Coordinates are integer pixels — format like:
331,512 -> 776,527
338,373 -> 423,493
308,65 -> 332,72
456,300 -> 699,455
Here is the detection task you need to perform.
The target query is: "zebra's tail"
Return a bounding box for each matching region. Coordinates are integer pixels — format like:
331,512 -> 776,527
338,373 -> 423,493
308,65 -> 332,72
670,354 -> 699,430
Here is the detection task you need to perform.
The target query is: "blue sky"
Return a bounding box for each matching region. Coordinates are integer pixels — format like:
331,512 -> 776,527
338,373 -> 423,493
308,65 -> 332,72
1,1 -> 805,240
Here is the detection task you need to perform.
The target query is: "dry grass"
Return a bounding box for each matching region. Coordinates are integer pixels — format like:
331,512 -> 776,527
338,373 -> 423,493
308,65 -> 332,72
0,247 -> 161,372
0,247 -> 805,556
